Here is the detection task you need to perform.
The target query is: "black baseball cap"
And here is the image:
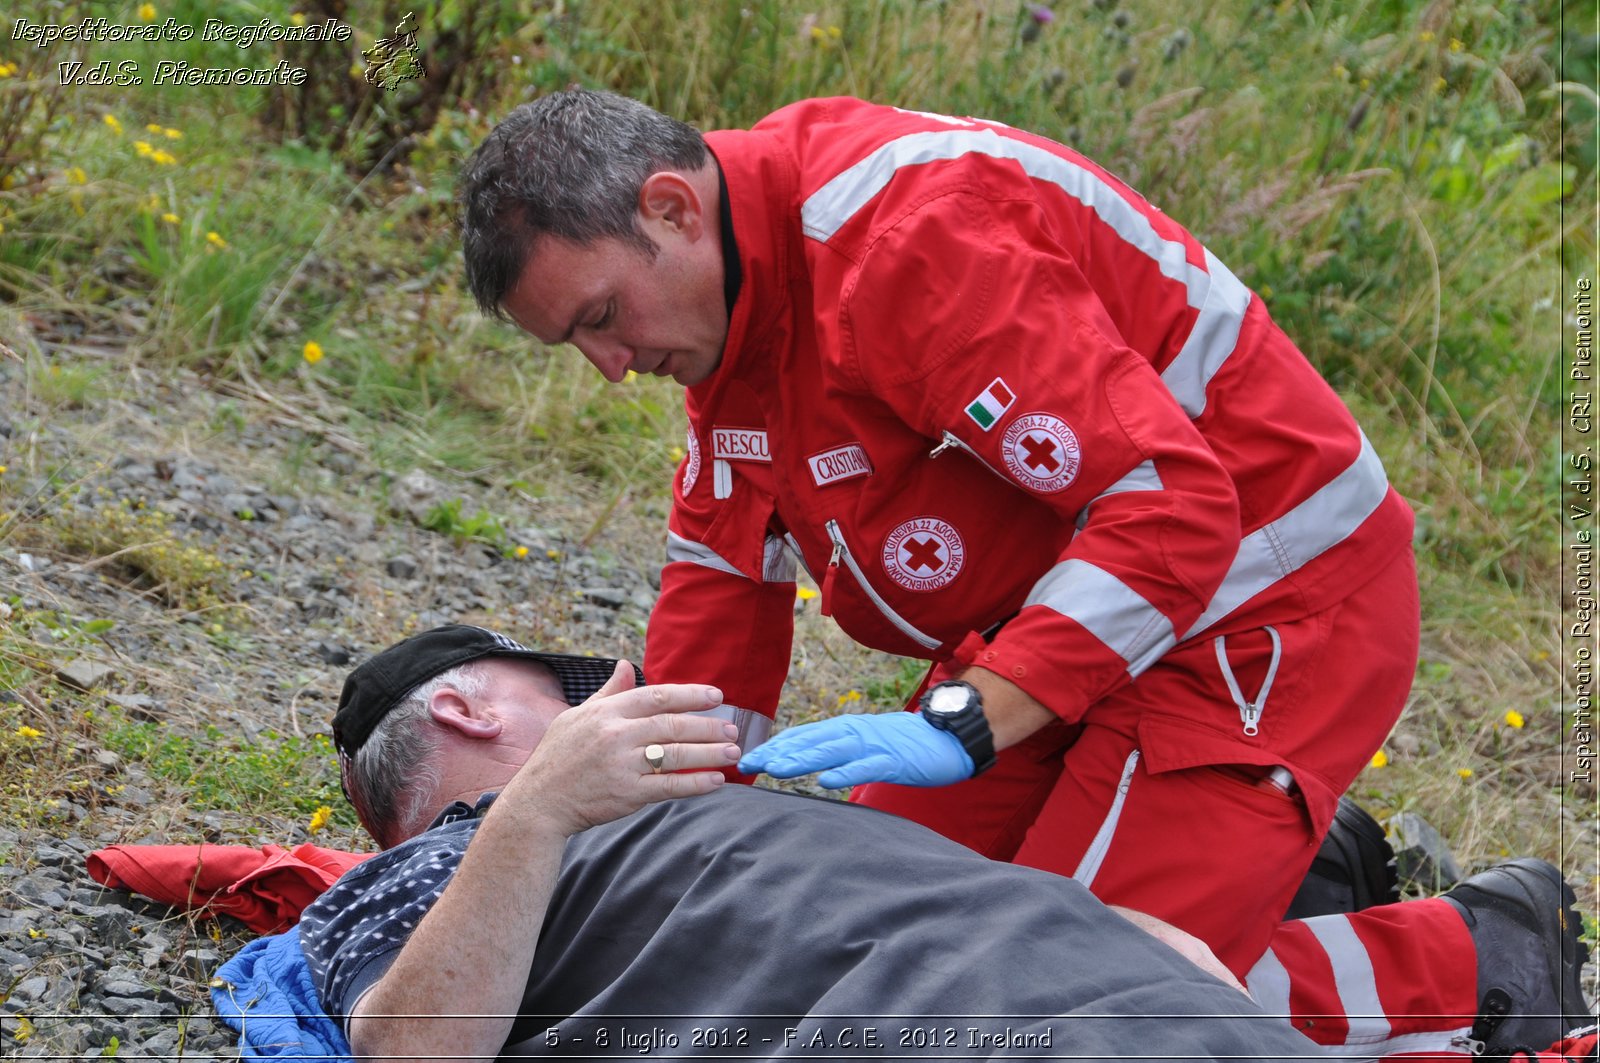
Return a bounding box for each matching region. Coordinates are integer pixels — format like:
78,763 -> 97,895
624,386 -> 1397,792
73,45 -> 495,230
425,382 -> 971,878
331,624 -> 644,758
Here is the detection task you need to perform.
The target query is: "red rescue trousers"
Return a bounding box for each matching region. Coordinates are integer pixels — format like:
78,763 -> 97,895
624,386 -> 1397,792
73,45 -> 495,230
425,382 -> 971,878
856,550 -> 1481,1056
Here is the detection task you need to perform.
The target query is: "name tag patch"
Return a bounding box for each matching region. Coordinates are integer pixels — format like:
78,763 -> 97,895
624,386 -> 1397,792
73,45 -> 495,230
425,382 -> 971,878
712,427 -> 771,463
807,443 -> 872,487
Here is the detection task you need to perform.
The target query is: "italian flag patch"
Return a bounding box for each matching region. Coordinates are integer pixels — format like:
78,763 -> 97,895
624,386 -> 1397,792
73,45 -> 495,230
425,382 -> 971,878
965,378 -> 1016,430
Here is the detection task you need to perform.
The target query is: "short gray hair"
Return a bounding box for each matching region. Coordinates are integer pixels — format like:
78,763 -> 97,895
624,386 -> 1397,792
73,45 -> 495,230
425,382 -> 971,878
349,662 -> 488,848
459,89 -> 709,320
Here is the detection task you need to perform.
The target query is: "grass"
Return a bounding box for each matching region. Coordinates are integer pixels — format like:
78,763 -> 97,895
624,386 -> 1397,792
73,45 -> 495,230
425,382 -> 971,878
0,0 -> 1590,920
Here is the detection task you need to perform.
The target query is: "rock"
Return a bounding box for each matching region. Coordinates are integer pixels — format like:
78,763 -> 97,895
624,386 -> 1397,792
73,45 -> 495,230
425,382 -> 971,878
390,468 -> 449,526
10,975 -> 49,1002
93,749 -> 122,770
1387,811 -> 1462,892
31,844 -> 78,868
311,640 -> 351,666
106,692 -> 163,721
55,658 -> 117,691
90,908 -> 138,948
579,587 -> 627,609
385,554 -> 419,579
97,977 -> 152,999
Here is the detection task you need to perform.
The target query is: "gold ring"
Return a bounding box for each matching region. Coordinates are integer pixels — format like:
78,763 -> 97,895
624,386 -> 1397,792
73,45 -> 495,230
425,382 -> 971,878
644,743 -> 666,773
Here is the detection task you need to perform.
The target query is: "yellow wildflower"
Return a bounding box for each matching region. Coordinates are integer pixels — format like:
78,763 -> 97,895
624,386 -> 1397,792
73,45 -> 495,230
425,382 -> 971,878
146,123 -> 164,135
1503,710 -> 1525,729
0,465 -> 7,474
138,3 -> 157,21
828,25 -> 842,38
65,166 -> 87,185
514,545 -> 530,559
547,548 -> 562,561
836,689 -> 862,707
16,725 -> 44,739
624,370 -> 638,383
796,586 -> 819,602
1332,63 -> 1348,80
1369,749 -> 1388,769
161,212 -> 179,225
1448,37 -> 1464,52
668,446 -> 686,462
134,140 -> 154,157
104,114 -> 123,135
205,230 -> 227,249
1432,76 -> 1447,94
163,127 -> 182,140
302,340 -> 323,364
151,149 -> 177,165
1418,30 -> 1434,43
0,62 -> 16,78
1456,767 -> 1473,779
308,805 -> 333,834
290,12 -> 307,26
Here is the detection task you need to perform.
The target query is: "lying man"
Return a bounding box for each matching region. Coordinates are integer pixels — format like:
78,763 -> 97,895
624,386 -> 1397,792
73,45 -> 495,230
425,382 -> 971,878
307,624 -> 1593,1061
306,624 -> 1321,1061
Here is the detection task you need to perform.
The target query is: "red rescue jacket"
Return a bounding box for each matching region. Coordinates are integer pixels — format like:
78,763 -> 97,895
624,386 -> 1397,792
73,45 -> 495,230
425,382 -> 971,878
643,98 -> 1413,750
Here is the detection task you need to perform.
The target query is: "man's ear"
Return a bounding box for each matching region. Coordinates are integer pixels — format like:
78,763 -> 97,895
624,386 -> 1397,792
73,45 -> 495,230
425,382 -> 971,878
638,171 -> 705,241
428,687 -> 503,740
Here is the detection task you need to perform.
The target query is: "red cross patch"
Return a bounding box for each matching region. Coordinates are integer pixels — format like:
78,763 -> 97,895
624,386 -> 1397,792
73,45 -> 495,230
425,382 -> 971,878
881,517 -> 966,592
1001,413 -> 1081,493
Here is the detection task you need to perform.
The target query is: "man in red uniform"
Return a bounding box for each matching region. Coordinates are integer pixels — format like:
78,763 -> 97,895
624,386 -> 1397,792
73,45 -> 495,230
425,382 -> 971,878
459,90 -> 1592,1056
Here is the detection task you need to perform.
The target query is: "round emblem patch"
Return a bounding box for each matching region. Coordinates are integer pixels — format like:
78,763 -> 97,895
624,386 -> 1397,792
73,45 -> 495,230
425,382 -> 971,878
882,516 -> 966,592
1001,413 -> 1081,493
681,428 -> 701,496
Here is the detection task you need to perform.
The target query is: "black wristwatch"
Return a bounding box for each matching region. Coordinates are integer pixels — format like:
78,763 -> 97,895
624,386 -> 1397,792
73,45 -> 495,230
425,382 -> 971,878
919,680 -> 997,776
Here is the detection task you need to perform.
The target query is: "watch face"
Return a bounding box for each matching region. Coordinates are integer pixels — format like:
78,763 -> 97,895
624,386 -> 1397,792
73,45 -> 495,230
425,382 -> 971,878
926,684 -> 970,716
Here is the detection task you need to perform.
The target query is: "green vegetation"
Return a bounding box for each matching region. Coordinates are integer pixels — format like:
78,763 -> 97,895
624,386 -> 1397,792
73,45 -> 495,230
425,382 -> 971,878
0,0 -> 1590,877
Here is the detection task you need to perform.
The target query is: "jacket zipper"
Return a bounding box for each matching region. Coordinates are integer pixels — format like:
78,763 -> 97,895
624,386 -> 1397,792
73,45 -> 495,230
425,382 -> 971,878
928,430 -> 1011,483
822,519 -> 941,650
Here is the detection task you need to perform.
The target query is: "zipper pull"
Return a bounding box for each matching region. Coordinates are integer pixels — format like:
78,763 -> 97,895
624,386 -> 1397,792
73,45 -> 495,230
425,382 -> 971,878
820,539 -> 842,618
1239,702 -> 1261,737
928,431 -> 961,459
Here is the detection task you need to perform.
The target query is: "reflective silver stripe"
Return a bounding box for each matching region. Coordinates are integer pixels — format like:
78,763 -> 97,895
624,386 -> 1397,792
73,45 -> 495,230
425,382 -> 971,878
1023,559 -> 1174,676
1160,248 -> 1252,417
801,130 -> 1205,307
762,535 -> 796,583
1072,749 -> 1139,887
1304,914 -> 1390,1045
666,530 -> 741,578
1185,433 -> 1390,638
1075,459 -> 1163,530
1244,947 -> 1292,1019
1334,1028 -> 1479,1057
667,531 -> 794,585
690,703 -> 773,751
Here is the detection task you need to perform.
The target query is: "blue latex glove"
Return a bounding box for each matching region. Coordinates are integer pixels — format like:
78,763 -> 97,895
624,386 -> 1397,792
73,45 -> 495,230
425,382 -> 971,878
738,712 -> 974,788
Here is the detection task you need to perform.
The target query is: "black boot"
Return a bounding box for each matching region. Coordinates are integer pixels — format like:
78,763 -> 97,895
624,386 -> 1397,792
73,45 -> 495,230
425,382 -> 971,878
1285,795 -> 1400,919
1440,859 -> 1593,1057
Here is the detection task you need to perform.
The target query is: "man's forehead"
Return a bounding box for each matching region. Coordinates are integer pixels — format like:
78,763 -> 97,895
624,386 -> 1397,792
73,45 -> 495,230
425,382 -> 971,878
479,656 -> 566,699
504,239 -> 606,343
